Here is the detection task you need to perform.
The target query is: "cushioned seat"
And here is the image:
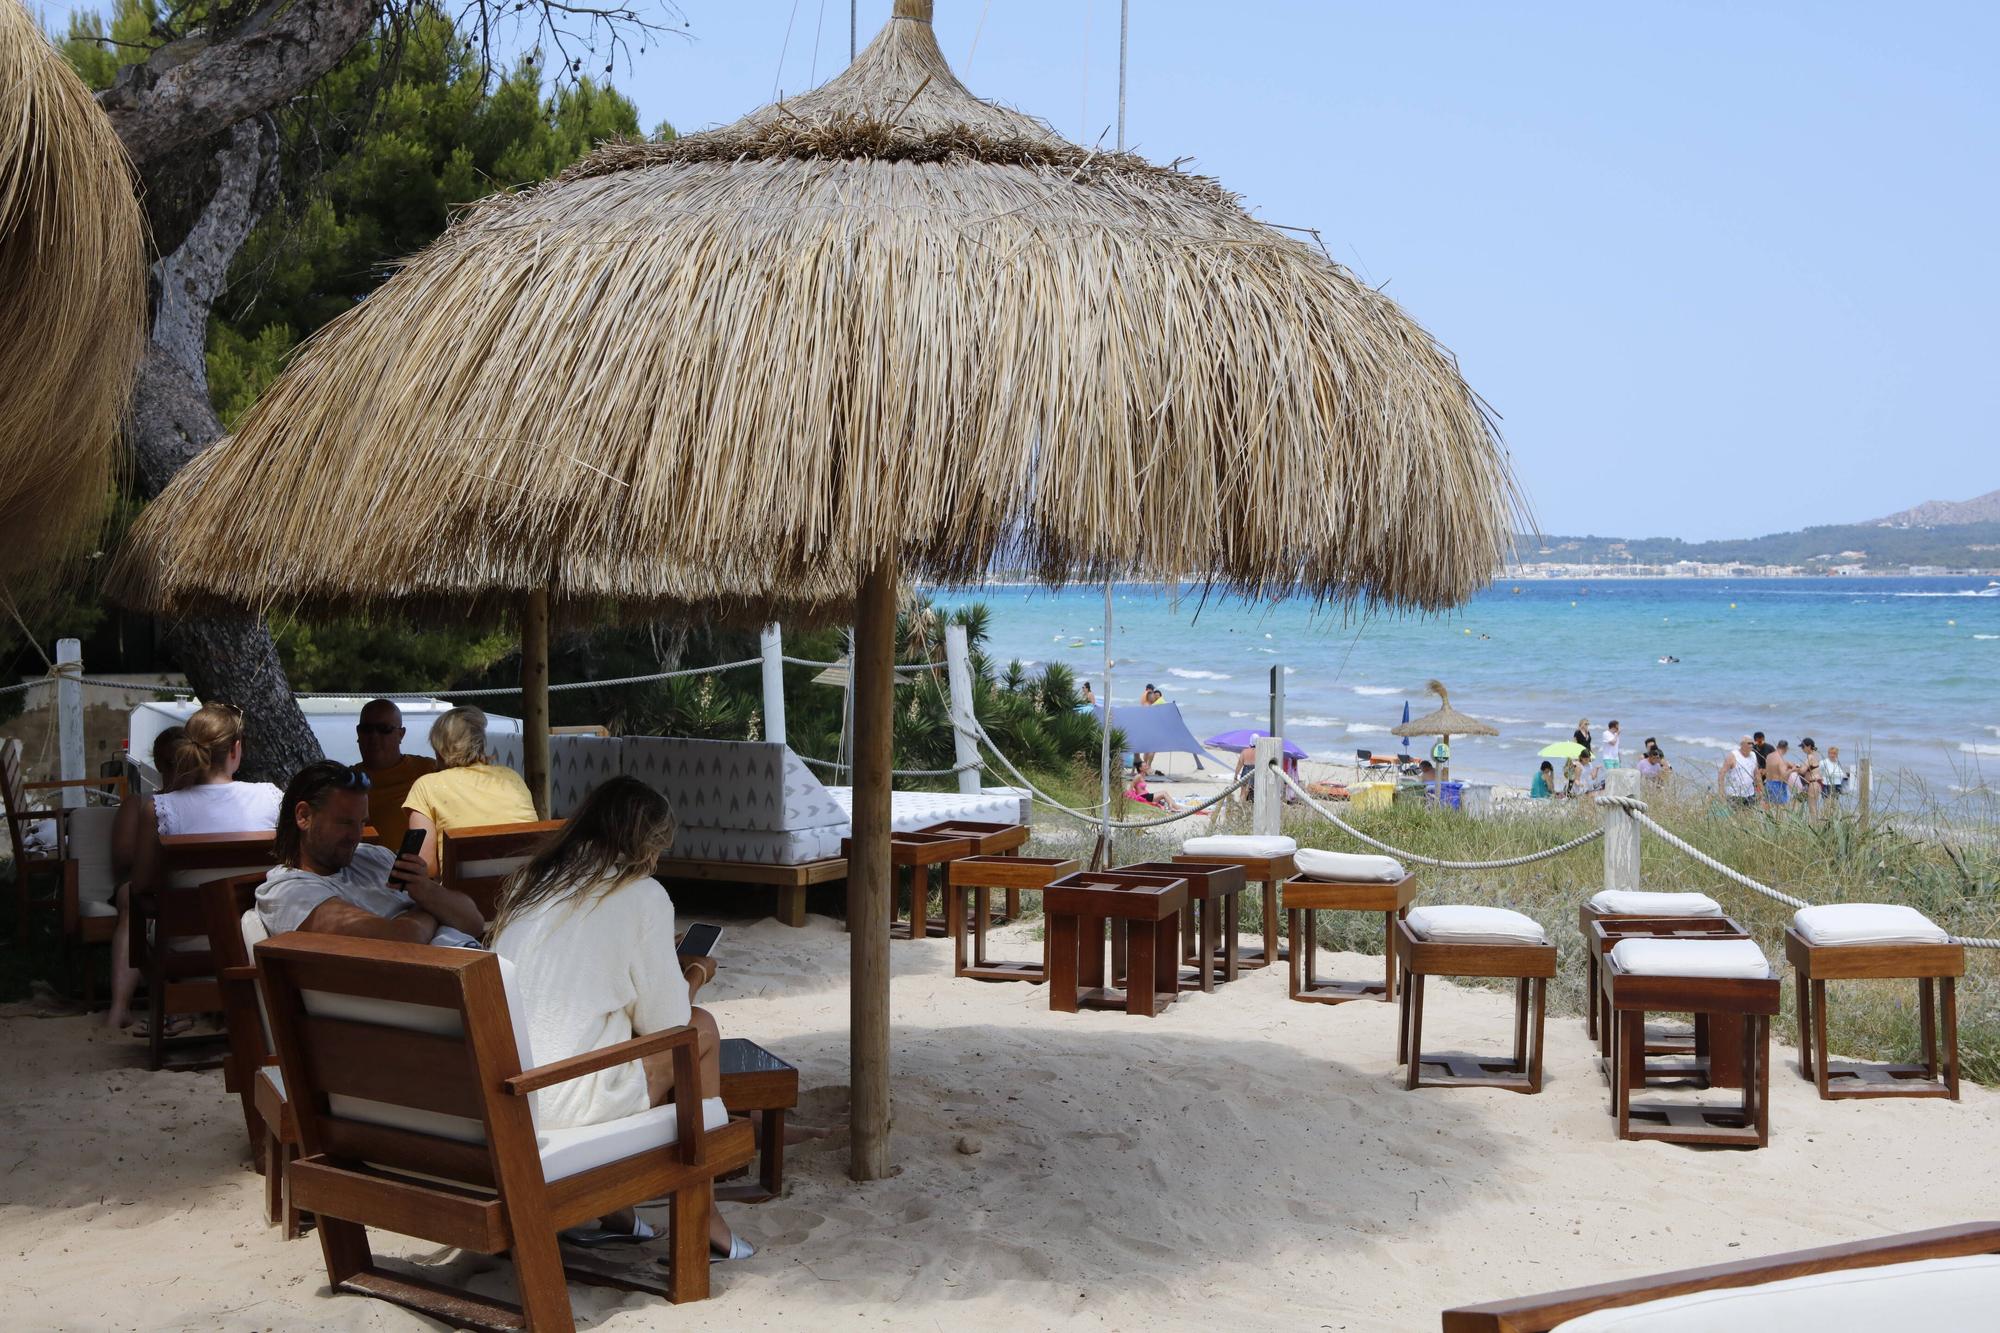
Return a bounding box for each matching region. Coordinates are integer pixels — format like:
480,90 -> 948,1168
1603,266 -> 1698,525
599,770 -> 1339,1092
1405,905 -> 1547,946
1294,847 -> 1405,882
260,1066 -> 285,1099
1179,833 -> 1297,858
1551,1253 -> 2000,1332
1589,888 -> 1722,917
537,1096 -> 730,1181
1610,937 -> 1770,979
1793,903 -> 1949,947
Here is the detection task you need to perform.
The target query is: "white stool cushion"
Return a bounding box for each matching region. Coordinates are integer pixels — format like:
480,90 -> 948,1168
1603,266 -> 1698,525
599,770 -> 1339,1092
1792,903 -> 1949,947
1405,905 -> 1548,946
1589,889 -> 1722,917
1180,834 -> 1297,859
1295,847 -> 1406,882
1610,937 -> 1770,979
538,1095 -> 730,1182
1551,1253 -> 2000,1332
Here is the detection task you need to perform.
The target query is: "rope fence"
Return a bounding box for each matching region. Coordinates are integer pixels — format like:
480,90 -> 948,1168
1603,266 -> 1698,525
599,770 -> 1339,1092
799,754 -> 983,779
1275,765 -> 1605,869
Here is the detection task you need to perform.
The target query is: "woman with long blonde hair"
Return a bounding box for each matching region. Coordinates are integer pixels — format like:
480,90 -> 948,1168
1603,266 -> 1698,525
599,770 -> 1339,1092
488,776 -> 750,1259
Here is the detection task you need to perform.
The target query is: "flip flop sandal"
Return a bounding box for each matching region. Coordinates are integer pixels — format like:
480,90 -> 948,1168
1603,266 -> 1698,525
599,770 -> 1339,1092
560,1218 -> 658,1248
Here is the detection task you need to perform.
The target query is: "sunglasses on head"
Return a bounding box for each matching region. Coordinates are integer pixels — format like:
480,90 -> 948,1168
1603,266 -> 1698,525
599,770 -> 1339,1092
356,724 -> 400,736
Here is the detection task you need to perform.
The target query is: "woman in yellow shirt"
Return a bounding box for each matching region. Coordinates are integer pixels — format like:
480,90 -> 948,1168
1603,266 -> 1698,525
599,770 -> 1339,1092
403,706 -> 539,874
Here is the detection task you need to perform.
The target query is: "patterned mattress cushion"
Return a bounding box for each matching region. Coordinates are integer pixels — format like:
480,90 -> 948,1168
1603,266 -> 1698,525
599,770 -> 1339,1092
668,824 -> 848,866
549,736 -> 623,820
826,787 -> 1025,833
623,738 -> 844,832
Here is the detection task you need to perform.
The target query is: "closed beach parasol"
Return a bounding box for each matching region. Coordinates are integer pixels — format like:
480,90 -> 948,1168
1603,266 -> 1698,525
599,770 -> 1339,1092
0,0 -> 145,596
1391,680 -> 1498,778
113,2 -> 1521,1179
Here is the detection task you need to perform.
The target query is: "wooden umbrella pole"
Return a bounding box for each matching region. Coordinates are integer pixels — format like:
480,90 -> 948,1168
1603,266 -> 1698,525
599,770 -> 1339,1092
848,553 -> 898,1181
521,587 -> 552,819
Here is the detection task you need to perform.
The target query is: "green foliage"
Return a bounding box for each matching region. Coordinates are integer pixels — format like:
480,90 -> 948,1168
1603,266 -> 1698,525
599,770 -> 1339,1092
56,0 -> 151,91
274,617 -> 516,694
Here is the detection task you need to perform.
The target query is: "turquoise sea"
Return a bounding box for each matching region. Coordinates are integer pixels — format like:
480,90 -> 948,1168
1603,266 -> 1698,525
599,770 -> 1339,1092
936,577 -> 2000,805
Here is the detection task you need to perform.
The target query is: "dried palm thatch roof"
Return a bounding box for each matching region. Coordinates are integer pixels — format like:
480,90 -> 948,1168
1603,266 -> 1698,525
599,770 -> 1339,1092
115,0 -> 1520,624
0,0 -> 145,593
1391,679 -> 1498,739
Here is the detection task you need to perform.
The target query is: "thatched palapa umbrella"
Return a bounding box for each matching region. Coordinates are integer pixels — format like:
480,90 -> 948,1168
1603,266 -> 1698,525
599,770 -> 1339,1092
114,0 -> 1522,1179
0,0 -> 146,598
1391,679 -> 1498,779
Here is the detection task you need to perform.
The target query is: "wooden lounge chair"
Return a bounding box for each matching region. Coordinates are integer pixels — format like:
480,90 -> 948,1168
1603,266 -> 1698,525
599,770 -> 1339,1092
439,818 -> 566,919
137,830 -> 275,1070
3,738 -> 124,942
200,872 -> 303,1236
255,932 -> 755,1331
1441,1221 -> 2000,1331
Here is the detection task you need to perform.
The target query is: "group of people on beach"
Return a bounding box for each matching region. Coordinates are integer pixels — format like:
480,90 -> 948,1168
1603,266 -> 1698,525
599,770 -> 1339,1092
1717,731 -> 1848,813
107,698 -> 759,1259
1530,718 -> 1672,799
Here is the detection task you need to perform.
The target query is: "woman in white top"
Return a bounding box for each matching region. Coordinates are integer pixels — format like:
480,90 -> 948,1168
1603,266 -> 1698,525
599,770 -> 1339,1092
111,703 -> 285,1030
489,776 -> 750,1259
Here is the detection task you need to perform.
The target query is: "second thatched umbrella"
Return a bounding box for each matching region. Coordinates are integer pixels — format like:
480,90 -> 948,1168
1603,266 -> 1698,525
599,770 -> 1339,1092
115,0 -> 1522,1180
1391,679 -> 1499,779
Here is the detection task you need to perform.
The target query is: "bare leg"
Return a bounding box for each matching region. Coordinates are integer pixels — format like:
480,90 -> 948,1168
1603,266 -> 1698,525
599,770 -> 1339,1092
106,882 -> 140,1028
637,1008 -> 734,1253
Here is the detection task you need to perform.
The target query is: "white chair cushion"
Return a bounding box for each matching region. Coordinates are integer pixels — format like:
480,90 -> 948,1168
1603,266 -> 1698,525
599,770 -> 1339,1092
1295,847 -> 1406,883
456,856 -> 531,881
1589,888 -> 1722,917
1610,937 -> 1770,979
1179,833 -> 1297,858
1792,903 -> 1949,947
537,1095 -> 729,1182
1551,1253 -> 2000,1332
259,1066 -> 284,1100
1405,905 -> 1548,946
67,806 -> 120,913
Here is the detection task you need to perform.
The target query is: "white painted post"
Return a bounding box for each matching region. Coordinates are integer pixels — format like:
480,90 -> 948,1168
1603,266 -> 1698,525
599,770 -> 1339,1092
1253,735 -> 1283,838
1603,768 -> 1642,891
943,623 -> 982,794
759,624 -> 787,746
56,638 -> 84,809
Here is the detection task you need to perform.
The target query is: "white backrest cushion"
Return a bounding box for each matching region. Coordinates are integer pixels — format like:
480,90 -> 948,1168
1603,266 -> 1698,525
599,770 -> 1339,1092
1180,833 -> 1298,858
1792,903 -> 1948,946
1589,889 -> 1723,917
1295,847 -> 1406,883
457,855 -> 532,881
1406,904 -> 1548,946
240,909 -> 275,1049
1551,1253 -> 2000,1332
67,806 -> 120,912
167,862 -> 271,891
1609,937 -> 1770,979
622,737 -> 844,831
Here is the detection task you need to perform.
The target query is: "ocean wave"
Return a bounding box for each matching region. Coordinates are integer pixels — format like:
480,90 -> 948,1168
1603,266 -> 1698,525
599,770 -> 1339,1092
1196,688 -> 1216,695
1350,685 -> 1403,696
1487,716 -> 1537,726
1974,634 -> 1999,641
1893,590 -> 1996,597
1672,734 -> 1739,751
1169,668 -> 1232,681
1346,723 -> 1392,735
1289,715 -> 1343,730
1228,710 -> 1257,720
1960,743 -> 2000,756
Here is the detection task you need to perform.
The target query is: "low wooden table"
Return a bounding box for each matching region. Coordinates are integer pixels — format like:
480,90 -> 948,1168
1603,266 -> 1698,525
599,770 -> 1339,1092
1044,871 -> 1188,1017
1117,860 -> 1245,992
1172,850 -> 1297,971
1786,928 -> 1962,1100
718,1038 -> 800,1201
1395,917 -> 1555,1094
844,831 -> 976,939
1282,873 -> 1419,1004
920,820 -> 1030,921
946,854 -> 1079,982
1588,916 -> 1751,1089
1603,952 -> 1776,1147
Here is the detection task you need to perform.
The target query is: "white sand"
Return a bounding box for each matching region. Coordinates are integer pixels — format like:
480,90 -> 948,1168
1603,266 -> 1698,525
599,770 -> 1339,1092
4,916 -> 1995,1331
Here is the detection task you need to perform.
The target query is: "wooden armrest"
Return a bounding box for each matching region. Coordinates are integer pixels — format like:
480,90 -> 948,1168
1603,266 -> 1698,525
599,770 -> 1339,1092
503,1025 -> 698,1097
24,776 -> 125,799
220,965 -> 259,983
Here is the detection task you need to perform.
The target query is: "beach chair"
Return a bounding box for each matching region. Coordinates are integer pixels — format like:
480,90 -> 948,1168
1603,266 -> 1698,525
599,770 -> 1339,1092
1786,904 -> 1962,1100
1396,906 -> 1555,1093
58,804 -> 122,1004
439,818 -> 566,920
254,932 -> 755,1330
1439,1221 -> 2000,1331
3,739 -> 124,942
138,830 -> 274,1070
199,872 -> 303,1236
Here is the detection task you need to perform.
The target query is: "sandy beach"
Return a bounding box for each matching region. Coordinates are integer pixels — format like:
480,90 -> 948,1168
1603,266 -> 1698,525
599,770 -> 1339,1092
5,912 -> 1994,1332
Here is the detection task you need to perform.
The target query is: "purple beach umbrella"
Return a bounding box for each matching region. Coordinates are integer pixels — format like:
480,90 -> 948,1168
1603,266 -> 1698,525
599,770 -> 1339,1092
1204,728 -> 1308,760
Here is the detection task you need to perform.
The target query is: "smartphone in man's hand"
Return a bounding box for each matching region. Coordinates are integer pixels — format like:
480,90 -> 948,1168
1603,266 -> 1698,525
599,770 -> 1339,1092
390,828 -> 427,887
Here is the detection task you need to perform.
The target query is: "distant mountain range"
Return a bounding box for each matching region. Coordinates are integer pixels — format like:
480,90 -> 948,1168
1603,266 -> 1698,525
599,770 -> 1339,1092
1868,488 -> 2000,527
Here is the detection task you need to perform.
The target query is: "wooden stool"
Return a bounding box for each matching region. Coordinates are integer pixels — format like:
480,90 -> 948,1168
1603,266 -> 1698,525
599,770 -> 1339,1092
1578,890 -> 1724,1041
1395,907 -> 1554,1093
1117,860 -> 1245,992
718,1038 -> 800,1201
1787,905 -> 1962,1100
1604,937 -> 1776,1147
1045,871 -> 1188,1017
946,854 -> 1078,982
1173,842 -> 1297,971
920,819 -> 1030,921
845,830 -> 975,939
1588,916 -> 1751,1088
1283,873 -> 1418,1004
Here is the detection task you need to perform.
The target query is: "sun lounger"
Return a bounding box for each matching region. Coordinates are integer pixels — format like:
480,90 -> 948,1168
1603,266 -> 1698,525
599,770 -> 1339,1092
1786,903 -> 1962,1100
1440,1221 -> 2000,1331
1396,906 -> 1555,1093
255,932 -> 756,1330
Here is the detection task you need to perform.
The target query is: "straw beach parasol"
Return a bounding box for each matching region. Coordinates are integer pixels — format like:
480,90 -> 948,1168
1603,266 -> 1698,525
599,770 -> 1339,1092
0,0 -> 146,595
1391,679 -> 1498,778
114,1 -> 1523,1179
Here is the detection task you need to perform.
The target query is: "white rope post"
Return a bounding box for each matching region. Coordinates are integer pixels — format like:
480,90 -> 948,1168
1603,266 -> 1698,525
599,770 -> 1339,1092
1603,768 -> 1642,891
759,624 -> 787,746
943,622 -> 982,795
56,638 -> 84,808
1253,735 -> 1282,838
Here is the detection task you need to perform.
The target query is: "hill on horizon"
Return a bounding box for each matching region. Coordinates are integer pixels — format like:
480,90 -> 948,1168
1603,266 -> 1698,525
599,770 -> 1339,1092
1867,488 -> 2000,527
1520,520 -> 2000,570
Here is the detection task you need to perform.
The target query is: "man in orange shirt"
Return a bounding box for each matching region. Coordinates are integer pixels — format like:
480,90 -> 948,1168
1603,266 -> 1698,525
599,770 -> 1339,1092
351,698 -> 436,845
